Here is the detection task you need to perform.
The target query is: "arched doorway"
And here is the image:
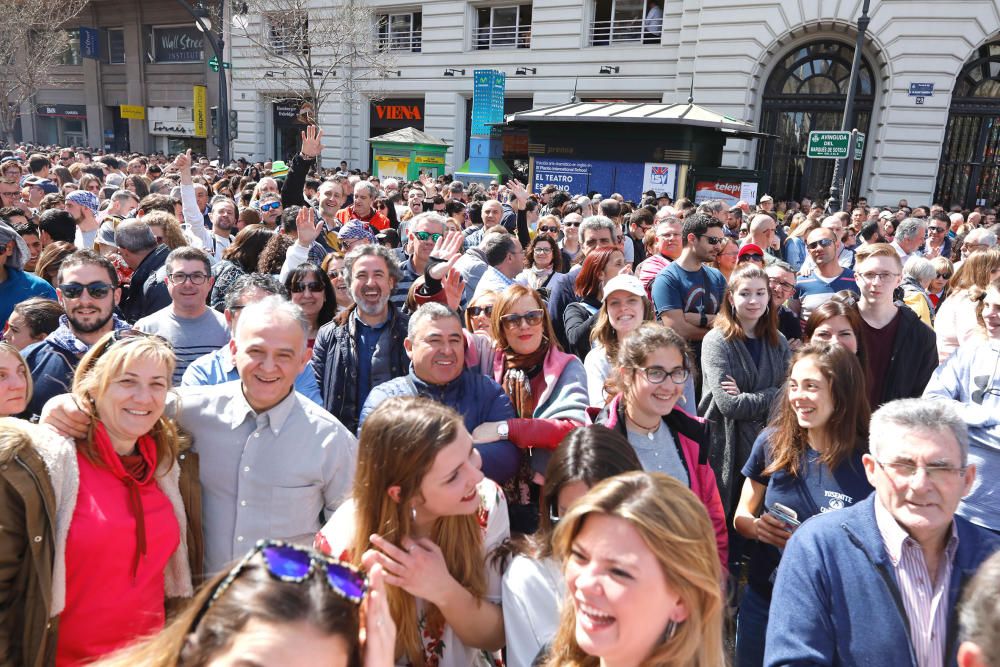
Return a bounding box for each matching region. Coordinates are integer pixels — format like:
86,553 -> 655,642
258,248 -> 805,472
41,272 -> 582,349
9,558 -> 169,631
935,42 -> 1000,208
755,40 -> 876,203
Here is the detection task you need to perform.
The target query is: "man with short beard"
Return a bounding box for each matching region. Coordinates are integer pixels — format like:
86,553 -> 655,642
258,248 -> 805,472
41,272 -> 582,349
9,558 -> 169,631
22,250 -> 129,417
311,244 -> 409,432
206,198 -> 237,261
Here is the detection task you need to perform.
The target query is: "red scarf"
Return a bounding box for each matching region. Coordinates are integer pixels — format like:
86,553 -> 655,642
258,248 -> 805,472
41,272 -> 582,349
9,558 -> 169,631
91,422 -> 158,580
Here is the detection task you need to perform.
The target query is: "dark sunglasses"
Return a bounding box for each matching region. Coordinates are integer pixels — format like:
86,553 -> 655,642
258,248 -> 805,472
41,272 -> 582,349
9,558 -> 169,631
927,227 -> 946,234
468,305 -> 493,317
564,221 -> 581,227
259,201 -> 281,212
807,238 -> 835,250
937,272 -> 952,280
413,231 -> 442,242
291,281 -> 324,293
698,234 -> 725,245
739,254 -> 764,262
501,309 -> 544,328
192,540 -> 367,629
538,225 -> 558,233
59,281 -> 115,299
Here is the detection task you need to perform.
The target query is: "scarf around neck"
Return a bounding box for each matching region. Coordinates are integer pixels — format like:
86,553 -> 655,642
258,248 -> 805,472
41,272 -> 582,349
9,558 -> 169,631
502,338 -> 549,418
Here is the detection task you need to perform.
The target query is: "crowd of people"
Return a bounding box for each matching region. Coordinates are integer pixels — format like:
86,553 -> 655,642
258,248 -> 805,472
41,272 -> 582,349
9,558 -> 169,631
0,133 -> 999,667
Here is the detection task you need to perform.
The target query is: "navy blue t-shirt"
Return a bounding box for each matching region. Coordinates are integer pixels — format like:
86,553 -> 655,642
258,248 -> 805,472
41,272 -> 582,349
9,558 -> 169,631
741,429 -> 873,597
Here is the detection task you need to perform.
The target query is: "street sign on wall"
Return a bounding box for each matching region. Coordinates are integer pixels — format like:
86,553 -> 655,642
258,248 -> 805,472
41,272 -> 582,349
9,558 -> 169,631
807,131 -> 865,160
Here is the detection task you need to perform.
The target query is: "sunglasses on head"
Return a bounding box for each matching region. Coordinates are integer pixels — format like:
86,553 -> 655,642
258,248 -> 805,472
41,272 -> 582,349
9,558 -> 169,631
807,238 -> 835,250
59,281 -> 114,299
260,201 -> 281,212
501,309 -> 544,328
468,305 -> 493,317
413,231 -> 442,242
192,540 -> 367,630
291,281 -> 324,293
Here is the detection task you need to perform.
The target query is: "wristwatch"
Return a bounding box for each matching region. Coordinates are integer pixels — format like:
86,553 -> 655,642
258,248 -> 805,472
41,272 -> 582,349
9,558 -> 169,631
497,422 -> 509,438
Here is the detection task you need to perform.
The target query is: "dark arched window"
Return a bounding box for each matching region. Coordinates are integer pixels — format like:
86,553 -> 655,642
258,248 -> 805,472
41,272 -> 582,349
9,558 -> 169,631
935,43 -> 1000,208
756,40 -> 876,203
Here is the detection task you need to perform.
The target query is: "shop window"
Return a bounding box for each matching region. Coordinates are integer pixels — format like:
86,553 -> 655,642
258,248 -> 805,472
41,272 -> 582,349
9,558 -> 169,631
265,11 -> 309,54
475,5 -> 531,50
377,12 -> 421,53
590,0 -> 664,45
59,30 -> 82,66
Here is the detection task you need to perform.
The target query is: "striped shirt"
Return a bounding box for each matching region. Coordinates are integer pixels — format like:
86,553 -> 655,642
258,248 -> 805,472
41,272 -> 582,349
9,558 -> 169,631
874,497 -> 959,667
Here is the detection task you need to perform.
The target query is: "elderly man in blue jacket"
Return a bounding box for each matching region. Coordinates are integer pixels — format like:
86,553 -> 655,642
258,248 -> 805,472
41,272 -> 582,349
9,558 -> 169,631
765,398 -> 1000,667
360,302 -> 519,485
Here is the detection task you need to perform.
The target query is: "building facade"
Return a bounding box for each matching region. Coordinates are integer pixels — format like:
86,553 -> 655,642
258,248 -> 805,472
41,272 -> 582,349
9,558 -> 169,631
15,0 -> 225,157
229,0 -> 1000,208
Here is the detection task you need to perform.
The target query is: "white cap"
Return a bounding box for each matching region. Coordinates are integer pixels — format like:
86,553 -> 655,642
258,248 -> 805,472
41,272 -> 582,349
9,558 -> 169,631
602,274 -> 646,300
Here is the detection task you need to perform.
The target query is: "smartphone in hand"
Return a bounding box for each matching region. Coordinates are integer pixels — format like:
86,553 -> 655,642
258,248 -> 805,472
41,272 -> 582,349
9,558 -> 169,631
769,502 -> 801,532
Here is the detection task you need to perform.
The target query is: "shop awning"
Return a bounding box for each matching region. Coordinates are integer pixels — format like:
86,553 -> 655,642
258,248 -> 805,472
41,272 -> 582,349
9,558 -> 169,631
504,102 -> 768,140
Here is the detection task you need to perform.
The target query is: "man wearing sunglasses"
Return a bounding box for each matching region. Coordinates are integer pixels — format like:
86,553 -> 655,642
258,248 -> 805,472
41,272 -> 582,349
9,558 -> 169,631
792,227 -> 860,325
923,212 -> 953,260
22,250 -> 129,418
390,212 -> 449,306
256,193 -> 284,230
135,247 -> 228,385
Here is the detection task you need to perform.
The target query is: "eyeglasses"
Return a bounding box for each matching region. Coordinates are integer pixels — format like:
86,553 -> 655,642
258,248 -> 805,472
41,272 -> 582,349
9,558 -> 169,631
876,459 -> 966,483
630,365 -> 689,385
697,235 -> 725,246
807,238 -> 835,250
927,226 -> 946,234
468,305 -> 493,317
538,225 -> 558,233
740,254 -> 764,262
858,271 -> 899,283
500,309 -> 544,329
768,278 -> 795,291
413,231 -> 443,242
259,201 -> 281,212
657,232 -> 681,239
564,221 -> 582,228
291,281 -> 324,293
58,281 -> 115,299
168,272 -> 209,285
191,540 -> 367,629
937,272 -> 952,280
533,246 -> 553,255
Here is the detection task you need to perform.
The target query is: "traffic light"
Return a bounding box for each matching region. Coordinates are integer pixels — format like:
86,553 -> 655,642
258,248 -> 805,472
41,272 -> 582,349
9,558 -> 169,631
209,106 -> 220,148
229,110 -> 238,140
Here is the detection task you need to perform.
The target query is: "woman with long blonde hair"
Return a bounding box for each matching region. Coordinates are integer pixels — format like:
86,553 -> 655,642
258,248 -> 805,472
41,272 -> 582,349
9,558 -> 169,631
544,471 -> 725,667
315,396 -> 508,667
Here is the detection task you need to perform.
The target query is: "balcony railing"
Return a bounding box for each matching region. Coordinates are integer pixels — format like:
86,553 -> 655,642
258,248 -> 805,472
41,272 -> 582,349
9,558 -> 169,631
473,24 -> 531,50
589,18 -> 660,45
377,30 -> 422,52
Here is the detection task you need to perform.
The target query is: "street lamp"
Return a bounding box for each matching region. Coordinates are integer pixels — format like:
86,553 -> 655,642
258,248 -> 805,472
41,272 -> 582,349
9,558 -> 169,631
827,0 -> 871,213
177,0 -> 231,164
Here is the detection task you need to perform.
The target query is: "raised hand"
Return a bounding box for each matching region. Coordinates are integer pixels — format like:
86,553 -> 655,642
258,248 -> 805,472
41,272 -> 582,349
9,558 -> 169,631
442,268 -> 465,311
300,125 -> 324,159
295,205 -> 323,247
173,148 -> 192,172
428,230 -> 465,281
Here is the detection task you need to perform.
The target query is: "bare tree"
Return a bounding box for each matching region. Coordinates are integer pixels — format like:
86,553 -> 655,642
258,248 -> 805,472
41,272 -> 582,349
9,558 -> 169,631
0,0 -> 90,146
231,0 -> 398,162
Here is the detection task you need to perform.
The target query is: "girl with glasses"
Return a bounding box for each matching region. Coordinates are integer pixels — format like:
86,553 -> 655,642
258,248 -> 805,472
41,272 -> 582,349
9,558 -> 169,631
542,472 -> 725,667
700,265 -> 790,556
593,322 -> 727,565
465,290 -> 499,338
93,542 -> 395,667
285,262 -> 336,346
501,426 -> 641,667
315,397 -> 508,667
479,285 -> 589,534
732,344 -> 872,667
515,234 -> 562,297
927,256 -> 954,310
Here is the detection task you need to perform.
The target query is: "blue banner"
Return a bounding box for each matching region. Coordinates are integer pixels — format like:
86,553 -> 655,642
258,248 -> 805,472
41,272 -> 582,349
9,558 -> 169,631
532,157 -> 651,200
80,27 -> 101,60
471,69 -> 505,137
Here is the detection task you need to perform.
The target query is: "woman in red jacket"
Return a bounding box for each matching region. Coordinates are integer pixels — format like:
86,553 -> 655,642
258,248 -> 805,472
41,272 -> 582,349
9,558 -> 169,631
593,322 -> 728,566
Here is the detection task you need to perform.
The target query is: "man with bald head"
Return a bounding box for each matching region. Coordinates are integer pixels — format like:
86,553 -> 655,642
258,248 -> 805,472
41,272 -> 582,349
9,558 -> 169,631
743,214 -> 779,264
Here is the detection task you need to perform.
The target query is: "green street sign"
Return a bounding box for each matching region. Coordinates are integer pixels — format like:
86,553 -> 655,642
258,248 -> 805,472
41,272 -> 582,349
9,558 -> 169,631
208,56 -> 231,72
807,131 -> 865,160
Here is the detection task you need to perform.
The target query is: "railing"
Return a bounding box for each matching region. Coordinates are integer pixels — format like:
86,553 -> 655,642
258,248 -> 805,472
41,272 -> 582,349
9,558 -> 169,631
473,24 -> 532,50
589,18 -> 660,45
377,29 -> 422,53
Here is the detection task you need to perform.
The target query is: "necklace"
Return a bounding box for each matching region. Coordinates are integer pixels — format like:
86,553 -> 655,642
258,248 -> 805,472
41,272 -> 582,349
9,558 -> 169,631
625,411 -> 660,441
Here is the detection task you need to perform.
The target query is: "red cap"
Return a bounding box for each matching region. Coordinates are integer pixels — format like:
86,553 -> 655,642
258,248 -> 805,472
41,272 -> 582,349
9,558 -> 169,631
738,243 -> 765,260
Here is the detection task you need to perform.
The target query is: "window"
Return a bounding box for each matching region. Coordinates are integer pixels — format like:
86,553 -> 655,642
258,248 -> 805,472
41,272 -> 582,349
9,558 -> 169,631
147,25 -> 204,63
475,5 -> 531,50
590,0 -> 663,45
265,12 -> 309,54
377,12 -> 421,53
59,29 -> 82,66
106,28 -> 125,65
